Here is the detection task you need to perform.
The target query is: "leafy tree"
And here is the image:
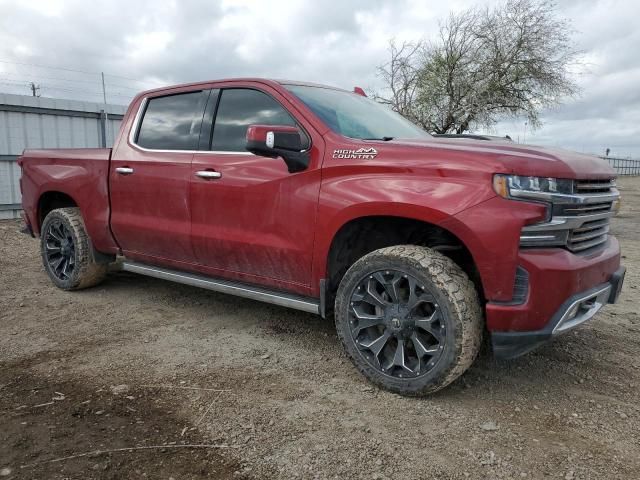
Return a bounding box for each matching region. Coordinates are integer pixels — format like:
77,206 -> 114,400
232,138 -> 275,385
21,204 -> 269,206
376,0 -> 580,134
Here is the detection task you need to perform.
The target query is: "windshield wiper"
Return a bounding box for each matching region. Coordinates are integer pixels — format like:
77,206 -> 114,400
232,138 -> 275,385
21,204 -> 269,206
363,136 -> 394,141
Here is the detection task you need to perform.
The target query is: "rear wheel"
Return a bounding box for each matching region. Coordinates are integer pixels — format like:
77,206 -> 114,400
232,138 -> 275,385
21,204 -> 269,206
40,207 -> 108,290
335,245 -> 482,396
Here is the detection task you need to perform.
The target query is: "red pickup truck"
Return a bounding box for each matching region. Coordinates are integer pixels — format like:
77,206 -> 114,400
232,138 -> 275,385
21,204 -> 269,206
18,78 -> 625,395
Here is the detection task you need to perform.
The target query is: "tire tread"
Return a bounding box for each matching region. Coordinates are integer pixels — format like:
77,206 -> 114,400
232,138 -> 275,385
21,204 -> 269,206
335,245 -> 483,396
40,207 -> 108,290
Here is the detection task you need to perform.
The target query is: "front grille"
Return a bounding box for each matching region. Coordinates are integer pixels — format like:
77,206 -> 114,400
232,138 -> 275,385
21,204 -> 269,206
520,177 -> 617,254
574,179 -> 615,194
565,178 -> 616,252
555,202 -> 613,216
567,218 -> 610,252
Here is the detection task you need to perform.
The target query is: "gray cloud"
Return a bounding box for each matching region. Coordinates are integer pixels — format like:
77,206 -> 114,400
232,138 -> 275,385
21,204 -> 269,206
0,0 -> 638,157
493,0 -> 640,157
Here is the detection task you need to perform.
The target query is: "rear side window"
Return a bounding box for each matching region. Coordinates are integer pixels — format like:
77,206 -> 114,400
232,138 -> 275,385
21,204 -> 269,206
136,91 -> 208,150
211,89 -> 296,151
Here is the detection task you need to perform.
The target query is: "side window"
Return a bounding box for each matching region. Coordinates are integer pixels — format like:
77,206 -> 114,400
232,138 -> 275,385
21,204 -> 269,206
136,90 -> 208,150
211,89 -> 297,151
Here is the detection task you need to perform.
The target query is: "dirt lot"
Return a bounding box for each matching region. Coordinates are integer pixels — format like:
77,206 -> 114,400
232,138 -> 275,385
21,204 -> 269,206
1,178 -> 639,480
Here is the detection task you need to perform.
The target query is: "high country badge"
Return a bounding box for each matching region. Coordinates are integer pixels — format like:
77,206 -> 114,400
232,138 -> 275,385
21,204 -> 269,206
332,147 -> 378,159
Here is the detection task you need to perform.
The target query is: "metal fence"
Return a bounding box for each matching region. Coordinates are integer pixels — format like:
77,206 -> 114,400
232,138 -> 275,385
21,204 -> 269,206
0,93 -> 126,219
602,157 -> 640,176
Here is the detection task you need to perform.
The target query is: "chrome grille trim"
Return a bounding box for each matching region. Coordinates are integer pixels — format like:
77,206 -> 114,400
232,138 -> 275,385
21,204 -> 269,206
574,179 -> 616,194
572,218 -> 609,233
559,202 -> 613,216
522,211 -> 613,233
520,177 -> 618,253
567,235 -> 609,252
510,188 -> 619,205
570,225 -> 609,243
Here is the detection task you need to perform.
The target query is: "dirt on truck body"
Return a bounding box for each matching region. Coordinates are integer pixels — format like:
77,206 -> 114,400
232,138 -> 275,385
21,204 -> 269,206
1,177 -> 639,479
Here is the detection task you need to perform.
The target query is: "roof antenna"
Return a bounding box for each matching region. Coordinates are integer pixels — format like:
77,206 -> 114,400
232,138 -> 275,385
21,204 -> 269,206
353,86 -> 367,97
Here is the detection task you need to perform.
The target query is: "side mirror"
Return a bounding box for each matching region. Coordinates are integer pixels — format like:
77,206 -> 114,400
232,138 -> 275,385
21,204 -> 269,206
245,124 -> 311,173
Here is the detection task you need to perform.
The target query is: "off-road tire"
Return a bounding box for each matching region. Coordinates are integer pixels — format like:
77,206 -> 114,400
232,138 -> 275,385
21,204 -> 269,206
335,245 -> 483,396
40,207 -> 108,290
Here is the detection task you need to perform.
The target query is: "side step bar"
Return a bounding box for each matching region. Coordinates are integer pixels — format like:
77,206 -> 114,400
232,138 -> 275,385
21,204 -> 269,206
121,261 -> 320,315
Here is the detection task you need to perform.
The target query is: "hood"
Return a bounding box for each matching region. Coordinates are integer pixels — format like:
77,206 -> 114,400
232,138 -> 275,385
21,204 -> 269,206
389,137 -> 615,180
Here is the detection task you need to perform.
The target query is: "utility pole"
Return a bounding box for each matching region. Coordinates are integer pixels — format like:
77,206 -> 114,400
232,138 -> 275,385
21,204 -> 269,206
100,72 -> 109,148
101,72 -> 107,104
29,82 -> 40,97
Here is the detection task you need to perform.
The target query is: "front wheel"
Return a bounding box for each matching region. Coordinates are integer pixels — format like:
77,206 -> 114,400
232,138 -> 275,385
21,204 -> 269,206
335,245 -> 483,396
40,207 -> 108,290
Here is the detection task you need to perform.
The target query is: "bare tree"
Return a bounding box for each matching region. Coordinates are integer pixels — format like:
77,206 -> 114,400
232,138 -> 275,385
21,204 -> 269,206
375,41 -> 424,125
376,0 -> 580,134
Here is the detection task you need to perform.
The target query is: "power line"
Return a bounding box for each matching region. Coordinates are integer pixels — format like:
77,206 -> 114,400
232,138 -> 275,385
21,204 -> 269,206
108,82 -> 144,91
0,79 -> 133,99
0,70 -> 141,90
0,80 -> 31,88
0,77 -> 98,94
0,58 -> 161,87
0,68 -> 147,103
0,59 -> 99,76
40,84 -> 133,98
102,72 -> 161,86
0,58 -> 159,103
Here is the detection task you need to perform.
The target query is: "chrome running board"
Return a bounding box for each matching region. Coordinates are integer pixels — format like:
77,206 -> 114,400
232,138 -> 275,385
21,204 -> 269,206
121,261 -> 320,315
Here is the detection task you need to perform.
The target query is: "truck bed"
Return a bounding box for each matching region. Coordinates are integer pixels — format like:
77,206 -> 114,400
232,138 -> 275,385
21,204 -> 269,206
19,148 -> 118,253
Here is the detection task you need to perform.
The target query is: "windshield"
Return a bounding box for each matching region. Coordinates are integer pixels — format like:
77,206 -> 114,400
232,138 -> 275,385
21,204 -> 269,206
285,85 -> 431,141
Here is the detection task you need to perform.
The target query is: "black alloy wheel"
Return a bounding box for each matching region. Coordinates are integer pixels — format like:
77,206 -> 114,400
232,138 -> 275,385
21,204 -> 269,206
334,245 -> 483,395
39,207 -> 108,290
44,219 -> 76,281
348,270 -> 446,378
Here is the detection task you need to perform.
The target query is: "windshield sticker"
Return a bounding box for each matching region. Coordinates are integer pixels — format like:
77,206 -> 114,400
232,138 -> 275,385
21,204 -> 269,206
332,148 -> 378,159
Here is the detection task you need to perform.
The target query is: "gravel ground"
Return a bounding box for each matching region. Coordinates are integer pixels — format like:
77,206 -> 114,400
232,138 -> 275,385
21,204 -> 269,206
1,177 -> 639,480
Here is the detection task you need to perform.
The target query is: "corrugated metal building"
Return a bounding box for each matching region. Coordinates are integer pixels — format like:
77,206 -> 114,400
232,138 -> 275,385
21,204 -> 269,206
0,93 -> 126,219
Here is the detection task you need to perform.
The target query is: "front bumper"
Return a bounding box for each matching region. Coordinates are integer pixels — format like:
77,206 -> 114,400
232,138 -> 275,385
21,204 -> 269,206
486,236 -> 621,331
492,265 -> 625,359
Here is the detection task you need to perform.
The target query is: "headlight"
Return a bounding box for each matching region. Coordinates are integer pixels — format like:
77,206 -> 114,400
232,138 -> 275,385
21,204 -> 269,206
493,174 -> 573,199
493,174 -> 571,247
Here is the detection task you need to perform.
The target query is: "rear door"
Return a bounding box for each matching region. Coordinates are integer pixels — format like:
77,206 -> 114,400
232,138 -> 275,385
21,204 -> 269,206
189,86 -> 323,292
109,89 -> 209,263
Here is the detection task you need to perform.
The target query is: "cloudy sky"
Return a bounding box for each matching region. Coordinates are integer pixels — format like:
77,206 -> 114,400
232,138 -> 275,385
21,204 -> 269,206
0,0 -> 638,157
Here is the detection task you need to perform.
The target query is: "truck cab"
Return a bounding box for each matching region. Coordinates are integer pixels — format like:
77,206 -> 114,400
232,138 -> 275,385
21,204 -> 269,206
18,78 -> 624,395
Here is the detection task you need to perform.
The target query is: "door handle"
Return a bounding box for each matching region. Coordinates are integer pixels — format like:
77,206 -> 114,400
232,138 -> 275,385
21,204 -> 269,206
115,167 -> 134,175
195,170 -> 222,180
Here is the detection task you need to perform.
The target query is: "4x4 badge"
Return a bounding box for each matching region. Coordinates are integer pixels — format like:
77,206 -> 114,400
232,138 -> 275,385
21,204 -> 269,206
332,148 -> 378,159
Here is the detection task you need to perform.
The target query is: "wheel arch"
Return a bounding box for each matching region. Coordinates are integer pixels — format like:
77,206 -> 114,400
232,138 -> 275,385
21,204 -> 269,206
322,213 -> 484,315
37,190 -> 78,230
